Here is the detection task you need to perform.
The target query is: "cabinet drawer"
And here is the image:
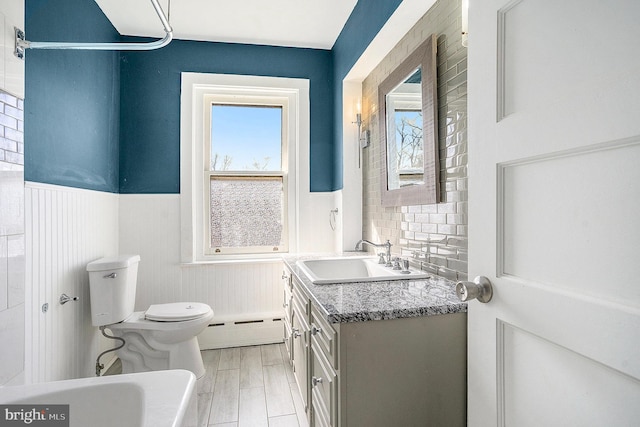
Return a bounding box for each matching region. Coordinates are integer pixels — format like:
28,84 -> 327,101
311,343 -> 338,427
311,303 -> 338,370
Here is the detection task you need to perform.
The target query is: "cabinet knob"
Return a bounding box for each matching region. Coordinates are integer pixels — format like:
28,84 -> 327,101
312,376 -> 323,387
282,273 -> 290,280
311,326 -> 322,336
292,328 -> 301,338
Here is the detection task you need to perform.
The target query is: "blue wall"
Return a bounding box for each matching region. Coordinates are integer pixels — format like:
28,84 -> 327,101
119,40 -> 332,193
25,0 -> 402,193
331,0 -> 403,189
25,0 -> 121,193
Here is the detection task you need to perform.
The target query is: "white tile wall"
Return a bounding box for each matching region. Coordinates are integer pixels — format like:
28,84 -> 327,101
0,87 -> 24,385
0,235 -> 6,311
0,1 -> 24,99
361,0 -> 468,281
7,234 -> 24,306
0,302 -> 24,384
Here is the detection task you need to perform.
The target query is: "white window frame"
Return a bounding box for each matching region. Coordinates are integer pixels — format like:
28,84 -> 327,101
181,73 -> 307,262
205,96 -> 289,255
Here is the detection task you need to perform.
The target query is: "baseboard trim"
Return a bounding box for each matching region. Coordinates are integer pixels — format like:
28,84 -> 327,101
198,317 -> 284,349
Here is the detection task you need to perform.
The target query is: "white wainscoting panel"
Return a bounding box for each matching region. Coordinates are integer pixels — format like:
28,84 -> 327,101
25,182 -> 118,383
25,188 -> 323,382
118,195 -> 182,311
298,191 -> 342,253
120,194 -> 286,349
182,260 -> 285,348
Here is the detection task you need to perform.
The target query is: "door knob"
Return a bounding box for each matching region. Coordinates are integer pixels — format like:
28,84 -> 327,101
455,276 -> 493,303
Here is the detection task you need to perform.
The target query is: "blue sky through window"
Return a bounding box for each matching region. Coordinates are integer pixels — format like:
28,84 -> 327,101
211,105 -> 282,171
394,110 -> 423,170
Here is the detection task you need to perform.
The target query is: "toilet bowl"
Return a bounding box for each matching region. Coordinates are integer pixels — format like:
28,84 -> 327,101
87,255 -> 214,378
107,302 -> 213,378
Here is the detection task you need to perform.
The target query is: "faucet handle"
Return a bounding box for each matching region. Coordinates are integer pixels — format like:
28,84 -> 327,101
378,253 -> 386,264
392,257 -> 402,270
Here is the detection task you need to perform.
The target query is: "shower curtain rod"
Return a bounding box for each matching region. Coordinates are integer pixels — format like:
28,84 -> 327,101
15,0 -> 172,57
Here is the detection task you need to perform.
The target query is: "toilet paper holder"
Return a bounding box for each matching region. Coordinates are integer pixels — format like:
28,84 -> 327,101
59,293 -> 79,305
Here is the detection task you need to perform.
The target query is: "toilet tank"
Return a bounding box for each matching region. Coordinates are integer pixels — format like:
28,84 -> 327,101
86,255 -> 141,327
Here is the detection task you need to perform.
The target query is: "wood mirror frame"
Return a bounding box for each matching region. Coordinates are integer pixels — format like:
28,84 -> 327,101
378,34 -> 439,206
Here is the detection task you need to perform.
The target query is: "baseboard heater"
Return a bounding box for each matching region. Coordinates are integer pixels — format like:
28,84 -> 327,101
197,312 -> 284,349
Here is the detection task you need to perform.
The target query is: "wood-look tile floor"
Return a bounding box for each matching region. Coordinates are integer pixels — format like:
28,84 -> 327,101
105,343 -> 308,427
197,343 -> 308,427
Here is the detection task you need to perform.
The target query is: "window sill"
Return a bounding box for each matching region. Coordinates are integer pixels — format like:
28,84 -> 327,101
180,255 -> 285,267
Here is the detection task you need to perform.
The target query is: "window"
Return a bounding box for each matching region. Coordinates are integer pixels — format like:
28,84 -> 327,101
180,73 -> 308,262
386,87 -> 424,189
205,103 -> 288,254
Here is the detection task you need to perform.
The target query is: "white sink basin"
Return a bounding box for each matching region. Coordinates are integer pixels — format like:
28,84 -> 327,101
296,257 -> 429,284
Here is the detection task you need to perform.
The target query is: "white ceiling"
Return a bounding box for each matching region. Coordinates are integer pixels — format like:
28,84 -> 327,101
94,0 -> 358,50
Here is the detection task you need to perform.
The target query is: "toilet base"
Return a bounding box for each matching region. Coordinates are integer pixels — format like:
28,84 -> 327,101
111,330 -> 206,379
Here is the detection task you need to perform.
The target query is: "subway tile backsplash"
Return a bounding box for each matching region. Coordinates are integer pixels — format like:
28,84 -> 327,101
0,88 -> 25,385
361,0 -> 468,282
0,91 -> 24,166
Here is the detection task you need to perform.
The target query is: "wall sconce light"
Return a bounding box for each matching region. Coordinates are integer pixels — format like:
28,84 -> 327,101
461,0 -> 469,47
354,113 -> 370,149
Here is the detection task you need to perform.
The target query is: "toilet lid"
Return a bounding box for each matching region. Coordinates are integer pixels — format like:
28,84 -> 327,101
144,302 -> 211,322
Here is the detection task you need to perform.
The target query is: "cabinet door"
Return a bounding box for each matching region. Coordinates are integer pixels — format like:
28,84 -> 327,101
311,342 -> 338,427
282,279 -> 293,361
283,317 -> 293,362
291,297 -> 309,411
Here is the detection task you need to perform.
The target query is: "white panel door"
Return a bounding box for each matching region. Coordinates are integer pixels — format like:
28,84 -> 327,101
467,0 -> 640,425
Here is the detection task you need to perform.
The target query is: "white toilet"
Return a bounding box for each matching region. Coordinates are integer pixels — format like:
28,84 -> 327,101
86,255 -> 213,378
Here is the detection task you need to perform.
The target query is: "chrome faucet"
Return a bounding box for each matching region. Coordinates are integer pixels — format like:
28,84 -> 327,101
355,239 -> 393,267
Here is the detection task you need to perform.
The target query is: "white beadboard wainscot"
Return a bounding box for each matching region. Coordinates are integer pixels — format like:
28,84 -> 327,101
25,182 -> 118,383
119,194 -> 285,348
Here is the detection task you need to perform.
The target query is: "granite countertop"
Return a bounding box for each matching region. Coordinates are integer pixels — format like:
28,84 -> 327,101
282,254 -> 467,324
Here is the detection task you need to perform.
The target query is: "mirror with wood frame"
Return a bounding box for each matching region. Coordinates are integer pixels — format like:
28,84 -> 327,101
378,34 -> 439,206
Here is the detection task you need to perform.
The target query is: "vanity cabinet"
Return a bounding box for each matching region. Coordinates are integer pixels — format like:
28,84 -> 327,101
309,301 -> 339,426
283,270 -> 311,414
283,266 -> 467,427
291,280 -> 310,411
282,273 -> 293,360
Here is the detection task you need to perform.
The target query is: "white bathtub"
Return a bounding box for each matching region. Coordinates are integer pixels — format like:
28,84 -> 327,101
0,370 -> 197,427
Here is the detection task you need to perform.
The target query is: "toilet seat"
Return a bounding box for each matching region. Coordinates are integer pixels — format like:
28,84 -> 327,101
145,302 -> 211,322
